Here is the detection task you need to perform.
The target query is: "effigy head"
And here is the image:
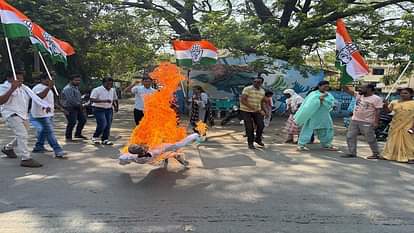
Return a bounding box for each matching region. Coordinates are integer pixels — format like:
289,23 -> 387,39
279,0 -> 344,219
128,144 -> 150,157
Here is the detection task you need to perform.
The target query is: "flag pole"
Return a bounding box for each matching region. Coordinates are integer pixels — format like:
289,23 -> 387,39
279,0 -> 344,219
4,36 -> 17,81
385,60 -> 412,100
180,80 -> 186,98
187,69 -> 191,100
187,69 -> 191,116
1,13 -> 17,80
37,51 -> 59,96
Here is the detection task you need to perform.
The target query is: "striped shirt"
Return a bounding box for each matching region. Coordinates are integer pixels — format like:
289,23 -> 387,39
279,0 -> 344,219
240,85 -> 265,112
61,84 -> 81,108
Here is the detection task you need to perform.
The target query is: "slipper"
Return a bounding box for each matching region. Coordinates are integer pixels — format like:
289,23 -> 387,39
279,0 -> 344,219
297,146 -> 309,151
323,146 -> 338,151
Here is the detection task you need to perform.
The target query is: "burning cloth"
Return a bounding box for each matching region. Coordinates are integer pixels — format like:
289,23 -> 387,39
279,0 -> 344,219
119,62 -> 207,167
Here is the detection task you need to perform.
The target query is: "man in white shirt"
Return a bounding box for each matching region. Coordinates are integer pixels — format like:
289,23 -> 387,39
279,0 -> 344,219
90,77 -> 119,145
30,73 -> 65,158
0,71 -> 42,167
124,77 -> 155,125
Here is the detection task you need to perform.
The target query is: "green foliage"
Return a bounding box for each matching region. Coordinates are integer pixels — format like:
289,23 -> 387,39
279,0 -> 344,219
0,0 -> 165,85
1,0 -> 414,84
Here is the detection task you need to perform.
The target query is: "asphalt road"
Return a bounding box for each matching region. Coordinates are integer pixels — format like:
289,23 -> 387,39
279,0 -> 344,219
0,102 -> 413,233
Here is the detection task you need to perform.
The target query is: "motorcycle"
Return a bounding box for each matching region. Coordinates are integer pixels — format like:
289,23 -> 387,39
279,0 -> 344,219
375,111 -> 393,141
220,105 -> 277,126
220,105 -> 241,126
81,93 -> 94,118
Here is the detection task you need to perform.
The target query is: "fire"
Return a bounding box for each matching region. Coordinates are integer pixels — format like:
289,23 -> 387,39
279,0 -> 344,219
195,121 -> 208,136
123,62 -> 187,151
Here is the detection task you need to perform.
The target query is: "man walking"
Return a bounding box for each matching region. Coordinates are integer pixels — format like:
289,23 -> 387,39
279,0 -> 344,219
240,76 -> 267,149
0,71 -> 43,167
125,77 -> 155,125
30,73 -> 66,158
342,84 -> 383,159
61,74 -> 87,141
90,77 -> 119,145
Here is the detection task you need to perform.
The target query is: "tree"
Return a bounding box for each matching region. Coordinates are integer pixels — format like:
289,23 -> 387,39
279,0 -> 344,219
0,0 -> 164,86
116,0 -> 414,63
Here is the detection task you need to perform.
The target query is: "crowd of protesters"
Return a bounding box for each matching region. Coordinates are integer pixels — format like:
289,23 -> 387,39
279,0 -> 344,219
1,70 -> 413,168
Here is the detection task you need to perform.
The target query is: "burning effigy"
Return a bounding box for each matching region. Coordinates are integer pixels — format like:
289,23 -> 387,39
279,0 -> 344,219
119,62 -> 207,167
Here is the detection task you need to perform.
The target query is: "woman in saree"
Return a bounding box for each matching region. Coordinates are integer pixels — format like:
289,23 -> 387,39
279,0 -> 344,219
382,88 -> 414,163
294,81 -> 337,151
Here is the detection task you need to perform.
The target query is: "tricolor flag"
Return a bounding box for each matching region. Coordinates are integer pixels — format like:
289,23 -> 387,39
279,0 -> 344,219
336,19 -> 369,85
31,23 -> 75,65
0,0 -> 31,38
172,40 -> 218,67
0,1 -> 75,65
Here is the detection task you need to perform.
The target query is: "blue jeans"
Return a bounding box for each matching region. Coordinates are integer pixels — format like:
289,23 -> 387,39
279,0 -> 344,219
30,115 -> 63,154
93,107 -> 113,141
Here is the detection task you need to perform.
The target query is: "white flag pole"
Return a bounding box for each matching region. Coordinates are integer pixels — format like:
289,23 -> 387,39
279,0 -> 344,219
38,51 -> 59,96
4,37 -> 17,80
385,60 -> 412,100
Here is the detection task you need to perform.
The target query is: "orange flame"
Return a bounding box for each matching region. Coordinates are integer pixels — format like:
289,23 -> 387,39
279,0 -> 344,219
195,121 -> 208,136
123,62 -> 187,151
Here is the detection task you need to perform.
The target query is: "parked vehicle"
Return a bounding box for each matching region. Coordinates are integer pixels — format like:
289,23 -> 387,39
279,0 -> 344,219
220,105 -> 241,126
81,93 -> 94,118
375,111 -> 393,141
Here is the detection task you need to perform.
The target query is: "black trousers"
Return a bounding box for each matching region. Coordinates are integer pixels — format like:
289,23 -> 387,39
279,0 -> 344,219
134,109 -> 144,125
241,111 -> 264,145
64,106 -> 87,139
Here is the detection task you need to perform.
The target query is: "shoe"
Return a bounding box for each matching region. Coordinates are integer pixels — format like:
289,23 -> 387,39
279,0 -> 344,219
20,159 -> 42,168
408,160 -> 414,164
75,135 -> 88,140
248,144 -> 256,150
32,148 -> 53,153
341,154 -> 357,158
366,155 -> 380,160
101,140 -> 114,145
54,151 -> 67,159
255,140 -> 265,147
91,137 -> 101,144
2,146 -> 17,158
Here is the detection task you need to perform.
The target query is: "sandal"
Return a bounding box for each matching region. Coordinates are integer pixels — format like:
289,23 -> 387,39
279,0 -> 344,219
297,146 -> 309,151
323,146 -> 338,151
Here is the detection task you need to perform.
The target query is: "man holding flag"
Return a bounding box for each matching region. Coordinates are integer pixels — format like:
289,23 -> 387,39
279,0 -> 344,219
342,84 -> 383,159
336,18 -> 383,159
0,71 -> 45,167
0,1 -> 75,166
